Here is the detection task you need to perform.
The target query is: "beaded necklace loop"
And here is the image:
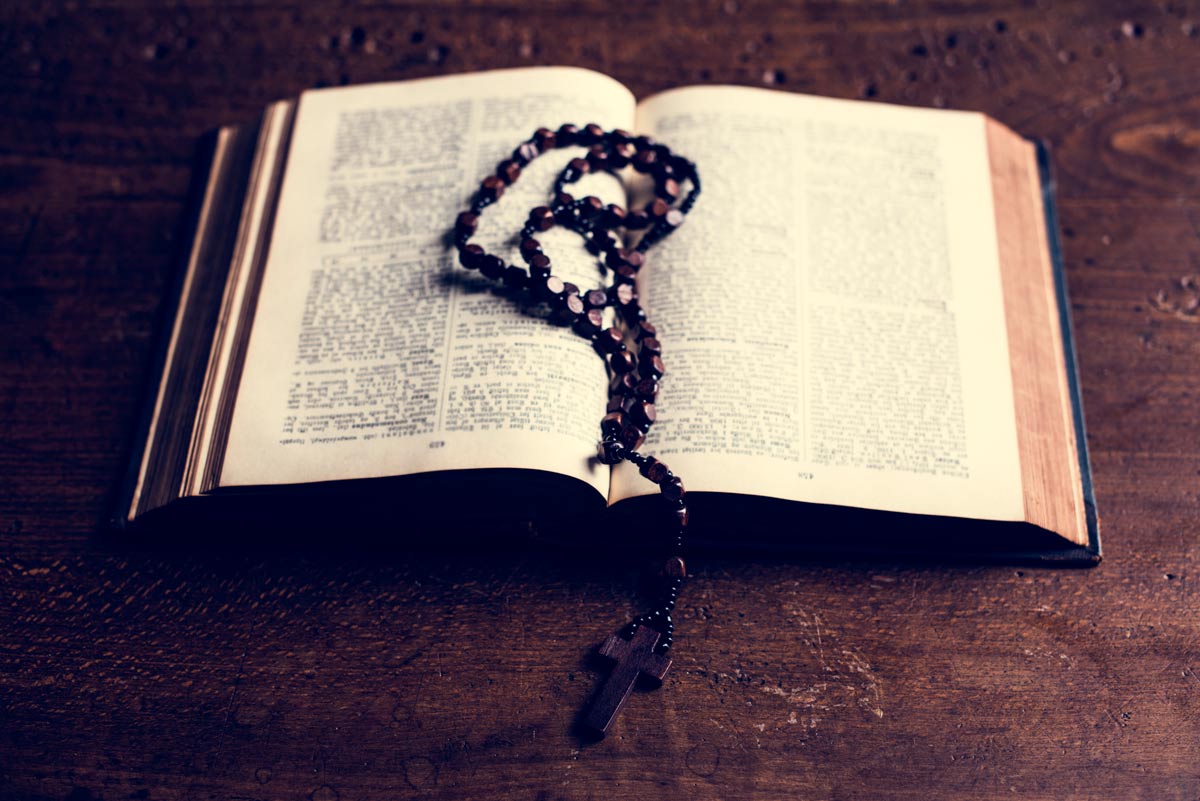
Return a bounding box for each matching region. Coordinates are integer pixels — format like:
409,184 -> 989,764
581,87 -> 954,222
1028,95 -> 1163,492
450,124 -> 700,667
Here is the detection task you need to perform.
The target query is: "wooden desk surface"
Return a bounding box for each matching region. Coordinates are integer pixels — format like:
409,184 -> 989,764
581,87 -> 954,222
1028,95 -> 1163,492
3,2 -> 1198,798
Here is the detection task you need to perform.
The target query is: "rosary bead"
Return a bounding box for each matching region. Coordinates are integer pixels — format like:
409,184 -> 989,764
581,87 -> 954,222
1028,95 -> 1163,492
633,377 -> 658,401
640,354 -> 666,380
563,157 -> 590,183
606,395 -> 626,413
665,208 -> 686,228
562,281 -> 580,297
455,211 -> 479,235
663,556 -> 687,579
625,210 -> 651,230
503,265 -> 527,290
609,373 -> 637,396
587,230 -> 619,255
635,321 -> 658,341
534,127 -> 557,151
675,505 -> 690,529
645,460 -> 671,484
660,476 -> 686,502
519,237 -> 542,263
574,308 -> 604,337
609,350 -> 636,374
480,254 -> 506,280
648,198 -> 670,219
656,178 -> 681,202
550,292 -> 585,325
579,195 -> 604,220
628,400 -> 657,429
618,423 -> 645,451
583,289 -> 608,309
611,128 -> 633,144
613,265 -> 639,285
480,175 -> 506,201
633,149 -> 658,173
596,327 -> 625,353
639,337 -> 662,357
603,204 -> 627,229
498,159 -> 522,185
556,123 -> 580,146
528,206 -> 555,232
639,456 -> 660,478
596,439 -> 626,465
614,283 -> 637,308
515,141 -> 539,164
533,275 -> 566,301
528,253 -> 552,280
610,141 -> 635,169
601,411 -> 626,438
633,134 -> 656,150
458,243 -> 484,270
581,123 -> 605,144
587,145 -> 610,172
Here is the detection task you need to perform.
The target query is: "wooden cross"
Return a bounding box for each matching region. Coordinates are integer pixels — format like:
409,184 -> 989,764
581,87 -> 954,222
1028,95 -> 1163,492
584,625 -> 672,736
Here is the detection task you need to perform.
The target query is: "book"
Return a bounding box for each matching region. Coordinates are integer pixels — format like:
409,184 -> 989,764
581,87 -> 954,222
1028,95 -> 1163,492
120,66 -> 1100,563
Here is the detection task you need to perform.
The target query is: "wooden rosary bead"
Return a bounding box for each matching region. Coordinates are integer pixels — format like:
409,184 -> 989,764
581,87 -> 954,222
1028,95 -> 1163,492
633,149 -> 658,173
514,141 -> 539,164
618,423 -> 645,451
519,237 -> 542,263
534,127 -> 557,150
639,456 -> 661,478
581,123 -> 605,144
556,123 -> 579,146
610,141 -> 635,169
503,265 -> 527,290
563,157 -> 590,182
480,175 -> 506,200
665,208 -> 686,228
634,377 -> 658,401
528,253 -> 552,280
603,204 -> 627,229
528,206 -> 555,232
611,128 -> 633,144
480,254 -> 506,280
563,281 -> 580,297
660,476 -> 685,502
455,211 -> 479,234
583,289 -> 608,309
574,308 -> 604,337
640,354 -> 666,380
587,230 -> 619,255
614,284 -> 637,308
551,292 -> 585,325
533,275 -> 565,301
639,337 -> 662,357
674,505 -> 689,528
587,145 -> 610,171
645,460 -> 671,484
459,243 -> 484,270
601,411 -> 626,438
657,178 -> 681,202
635,321 -> 658,341
596,439 -> 626,465
607,395 -> 626,413
625,210 -> 651,230
498,159 -> 522,184
609,350 -> 636,374
628,400 -> 657,429
648,198 -> 670,219
609,373 -> 637,396
663,556 -> 687,579
579,196 -> 604,220
596,327 -> 624,353
613,265 -> 639,285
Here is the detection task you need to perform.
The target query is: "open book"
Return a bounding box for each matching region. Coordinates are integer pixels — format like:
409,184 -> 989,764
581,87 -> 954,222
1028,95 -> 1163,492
122,67 -> 1099,562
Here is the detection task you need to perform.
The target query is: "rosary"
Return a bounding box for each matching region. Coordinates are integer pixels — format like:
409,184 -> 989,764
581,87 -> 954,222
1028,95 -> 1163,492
451,123 -> 700,736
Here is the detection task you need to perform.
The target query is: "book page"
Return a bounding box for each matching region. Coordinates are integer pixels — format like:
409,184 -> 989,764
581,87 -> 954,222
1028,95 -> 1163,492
221,68 -> 633,494
616,87 -> 1024,523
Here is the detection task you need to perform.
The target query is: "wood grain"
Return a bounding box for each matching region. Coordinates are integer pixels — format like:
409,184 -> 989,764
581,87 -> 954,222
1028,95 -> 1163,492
3,2 -> 1200,799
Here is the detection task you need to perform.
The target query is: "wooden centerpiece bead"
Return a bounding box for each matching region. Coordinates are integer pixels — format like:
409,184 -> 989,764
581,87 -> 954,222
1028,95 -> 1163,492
448,123 -> 701,737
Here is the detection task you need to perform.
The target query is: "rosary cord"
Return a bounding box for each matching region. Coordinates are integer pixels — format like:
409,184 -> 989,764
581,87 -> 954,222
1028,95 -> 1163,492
451,123 -> 700,655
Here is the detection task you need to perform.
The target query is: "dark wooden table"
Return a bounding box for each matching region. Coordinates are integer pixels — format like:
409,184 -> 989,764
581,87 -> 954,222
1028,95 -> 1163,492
3,2 -> 1198,798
